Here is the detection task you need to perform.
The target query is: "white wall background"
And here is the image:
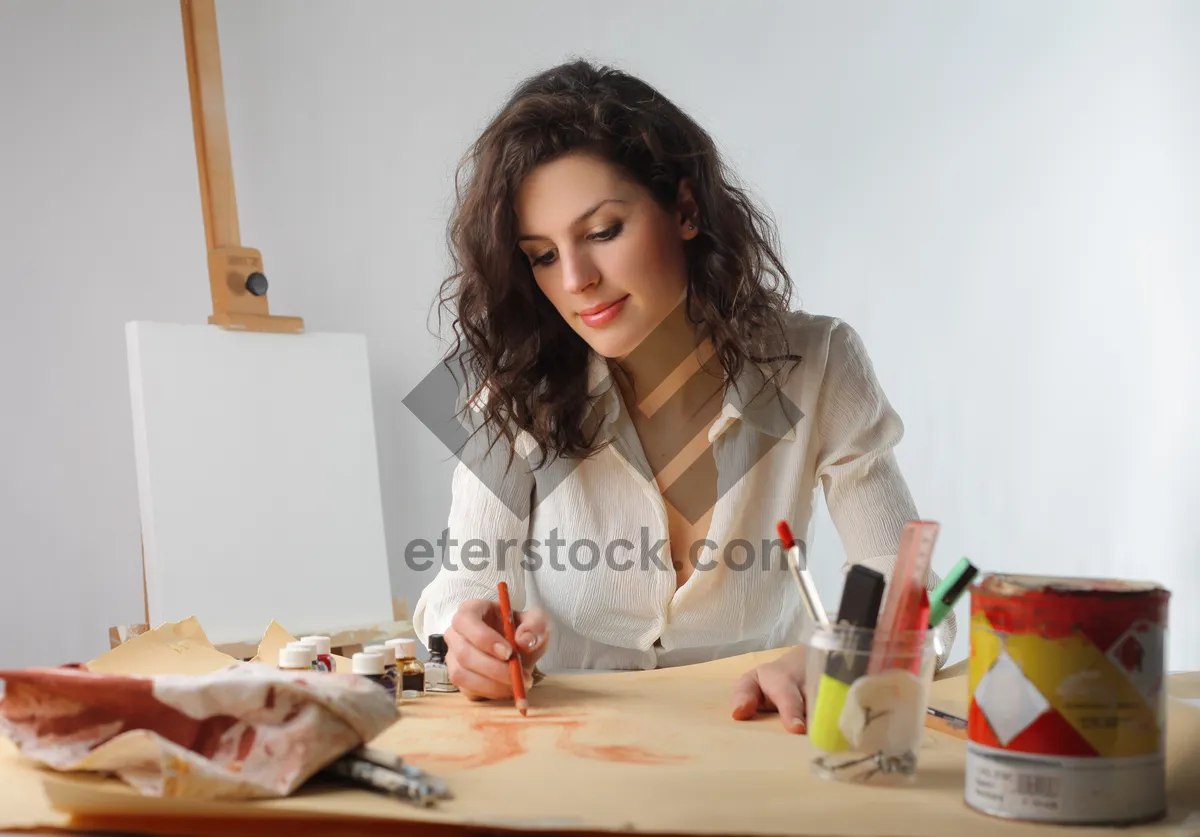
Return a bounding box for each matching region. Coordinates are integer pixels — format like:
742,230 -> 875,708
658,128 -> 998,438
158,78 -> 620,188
2,0 -> 1197,671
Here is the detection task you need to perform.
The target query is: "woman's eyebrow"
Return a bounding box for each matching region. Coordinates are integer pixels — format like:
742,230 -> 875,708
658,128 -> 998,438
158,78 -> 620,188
518,198 -> 628,242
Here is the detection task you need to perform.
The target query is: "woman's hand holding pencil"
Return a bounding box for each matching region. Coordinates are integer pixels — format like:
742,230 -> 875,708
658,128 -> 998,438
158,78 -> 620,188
443,595 -> 550,704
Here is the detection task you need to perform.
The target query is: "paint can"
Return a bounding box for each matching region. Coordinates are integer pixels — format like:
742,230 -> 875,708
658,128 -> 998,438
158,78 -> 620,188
965,574 -> 1169,825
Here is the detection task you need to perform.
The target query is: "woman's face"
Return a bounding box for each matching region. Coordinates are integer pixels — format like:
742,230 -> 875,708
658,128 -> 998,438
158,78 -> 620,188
514,151 -> 698,359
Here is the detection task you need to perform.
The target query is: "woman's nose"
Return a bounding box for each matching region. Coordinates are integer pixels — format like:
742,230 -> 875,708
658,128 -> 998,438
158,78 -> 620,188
559,248 -> 599,294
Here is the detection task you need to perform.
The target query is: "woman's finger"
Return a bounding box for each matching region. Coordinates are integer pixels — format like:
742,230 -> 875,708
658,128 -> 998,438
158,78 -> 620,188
729,670 -> 765,721
757,664 -> 807,734
512,608 -> 551,665
448,632 -> 514,690
450,599 -> 513,661
446,649 -> 511,700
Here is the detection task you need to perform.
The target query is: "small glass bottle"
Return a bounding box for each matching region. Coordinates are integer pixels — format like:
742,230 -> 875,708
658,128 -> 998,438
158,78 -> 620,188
278,646 -> 311,673
365,644 -> 399,703
351,651 -> 388,694
300,635 -> 334,672
424,633 -> 458,693
286,640 -> 319,671
389,638 -> 425,699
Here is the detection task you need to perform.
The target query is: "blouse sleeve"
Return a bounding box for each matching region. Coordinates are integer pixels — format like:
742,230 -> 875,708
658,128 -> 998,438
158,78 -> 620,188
812,320 -> 956,669
411,404 -> 535,647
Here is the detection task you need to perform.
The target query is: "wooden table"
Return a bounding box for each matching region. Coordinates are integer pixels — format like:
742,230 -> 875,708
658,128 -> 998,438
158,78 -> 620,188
4,652 -> 1198,837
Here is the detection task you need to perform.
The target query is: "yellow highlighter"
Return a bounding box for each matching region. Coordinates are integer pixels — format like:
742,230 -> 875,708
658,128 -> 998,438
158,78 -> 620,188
809,564 -> 887,753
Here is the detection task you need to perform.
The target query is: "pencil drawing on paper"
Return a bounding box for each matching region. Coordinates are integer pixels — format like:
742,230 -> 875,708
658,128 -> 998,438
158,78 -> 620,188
399,711 -> 691,770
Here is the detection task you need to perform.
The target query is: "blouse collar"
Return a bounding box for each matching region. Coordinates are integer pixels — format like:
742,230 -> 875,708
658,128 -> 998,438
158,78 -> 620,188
584,349 -> 802,444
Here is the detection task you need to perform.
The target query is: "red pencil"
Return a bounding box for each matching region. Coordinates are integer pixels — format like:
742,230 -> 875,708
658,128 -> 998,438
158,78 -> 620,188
496,582 -> 527,716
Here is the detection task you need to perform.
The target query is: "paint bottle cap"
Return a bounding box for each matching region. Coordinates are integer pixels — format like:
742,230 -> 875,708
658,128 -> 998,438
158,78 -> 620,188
300,635 -> 332,656
352,652 -> 385,676
386,638 -> 417,659
286,641 -> 317,662
428,634 -> 449,656
278,647 -> 311,669
365,644 -> 396,666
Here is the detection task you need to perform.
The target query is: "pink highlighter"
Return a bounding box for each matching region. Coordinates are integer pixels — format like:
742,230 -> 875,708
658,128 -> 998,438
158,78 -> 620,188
867,521 -> 939,676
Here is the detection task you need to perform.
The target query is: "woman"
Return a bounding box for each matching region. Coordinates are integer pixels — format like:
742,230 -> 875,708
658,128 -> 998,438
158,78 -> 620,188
412,59 -> 954,733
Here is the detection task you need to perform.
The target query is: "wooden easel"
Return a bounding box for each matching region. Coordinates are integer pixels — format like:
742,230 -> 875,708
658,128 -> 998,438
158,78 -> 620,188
182,0 -> 302,334
109,0 -> 411,659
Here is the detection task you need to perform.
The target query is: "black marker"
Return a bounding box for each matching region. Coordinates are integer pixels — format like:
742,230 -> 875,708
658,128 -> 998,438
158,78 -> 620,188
808,564 -> 887,752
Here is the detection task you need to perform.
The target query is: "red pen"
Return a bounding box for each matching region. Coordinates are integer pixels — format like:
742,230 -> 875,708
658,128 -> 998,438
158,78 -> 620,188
496,582 -> 528,716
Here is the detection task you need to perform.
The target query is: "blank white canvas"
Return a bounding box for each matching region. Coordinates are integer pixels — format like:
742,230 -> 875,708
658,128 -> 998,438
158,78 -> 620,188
126,321 -> 394,645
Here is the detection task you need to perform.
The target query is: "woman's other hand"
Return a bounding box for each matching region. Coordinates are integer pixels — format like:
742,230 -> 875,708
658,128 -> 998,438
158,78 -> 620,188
443,598 -> 550,700
730,646 -> 808,734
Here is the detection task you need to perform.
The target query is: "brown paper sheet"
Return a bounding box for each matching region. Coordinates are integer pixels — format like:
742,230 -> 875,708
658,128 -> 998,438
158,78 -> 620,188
85,616 -> 238,676
246,620 -> 298,669
247,619 -> 355,673
3,623 -> 1199,836
0,737 -> 71,831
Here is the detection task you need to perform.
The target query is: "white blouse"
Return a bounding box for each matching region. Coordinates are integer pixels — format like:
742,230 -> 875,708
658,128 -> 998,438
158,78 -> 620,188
412,312 -> 956,672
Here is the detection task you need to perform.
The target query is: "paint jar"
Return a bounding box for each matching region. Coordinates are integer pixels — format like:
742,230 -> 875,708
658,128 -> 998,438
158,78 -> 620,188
286,640 -> 319,671
364,644 -> 399,703
351,652 -> 388,694
277,646 -> 311,673
965,574 -> 1169,825
802,623 -> 936,786
388,638 -> 425,700
424,633 -> 458,693
300,635 -> 334,672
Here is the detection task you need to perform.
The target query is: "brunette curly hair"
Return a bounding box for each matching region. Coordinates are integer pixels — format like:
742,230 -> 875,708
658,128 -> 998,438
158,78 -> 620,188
437,59 -> 795,463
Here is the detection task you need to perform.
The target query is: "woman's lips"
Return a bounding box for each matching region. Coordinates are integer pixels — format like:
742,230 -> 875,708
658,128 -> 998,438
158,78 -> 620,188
578,295 -> 630,328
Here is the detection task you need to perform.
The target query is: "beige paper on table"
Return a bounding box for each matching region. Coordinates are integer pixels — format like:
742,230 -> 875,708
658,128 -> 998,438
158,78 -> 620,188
0,737 -> 71,832
3,619 -> 1199,837
85,616 -> 239,675
248,620 -> 353,673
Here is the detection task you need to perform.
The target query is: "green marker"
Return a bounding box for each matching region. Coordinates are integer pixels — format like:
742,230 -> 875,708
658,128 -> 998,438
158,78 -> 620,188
928,557 -> 978,629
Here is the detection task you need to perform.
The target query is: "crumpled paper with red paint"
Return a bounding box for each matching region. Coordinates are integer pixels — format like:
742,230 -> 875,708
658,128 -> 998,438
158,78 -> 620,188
0,662 -> 398,799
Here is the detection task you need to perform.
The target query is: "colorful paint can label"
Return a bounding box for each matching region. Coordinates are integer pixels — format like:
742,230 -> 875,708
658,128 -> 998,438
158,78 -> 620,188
965,574 -> 1169,825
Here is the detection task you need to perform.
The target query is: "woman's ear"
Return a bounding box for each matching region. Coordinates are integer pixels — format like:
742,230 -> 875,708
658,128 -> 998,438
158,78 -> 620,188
677,179 -> 700,240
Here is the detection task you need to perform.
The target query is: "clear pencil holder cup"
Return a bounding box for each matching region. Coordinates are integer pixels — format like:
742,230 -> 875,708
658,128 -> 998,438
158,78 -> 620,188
802,623 -> 937,786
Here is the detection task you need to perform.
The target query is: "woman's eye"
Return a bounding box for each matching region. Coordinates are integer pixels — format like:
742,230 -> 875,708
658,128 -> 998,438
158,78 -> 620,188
588,222 -> 623,242
530,250 -> 557,267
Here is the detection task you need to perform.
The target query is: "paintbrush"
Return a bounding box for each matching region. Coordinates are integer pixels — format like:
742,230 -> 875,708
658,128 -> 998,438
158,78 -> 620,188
777,520 -> 829,628
925,706 -> 968,740
322,747 -> 451,806
352,746 -> 452,799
